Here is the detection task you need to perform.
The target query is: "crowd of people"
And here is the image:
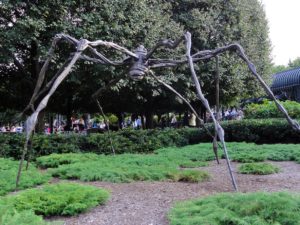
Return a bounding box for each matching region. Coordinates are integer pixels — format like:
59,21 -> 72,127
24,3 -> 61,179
0,108 -> 244,134
0,125 -> 23,133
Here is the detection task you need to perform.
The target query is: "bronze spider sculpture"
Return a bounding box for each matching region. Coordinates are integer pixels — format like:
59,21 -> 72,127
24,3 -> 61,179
17,32 -> 300,191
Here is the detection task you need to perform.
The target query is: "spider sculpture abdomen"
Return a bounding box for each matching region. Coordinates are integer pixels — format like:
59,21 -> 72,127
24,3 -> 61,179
129,45 -> 148,80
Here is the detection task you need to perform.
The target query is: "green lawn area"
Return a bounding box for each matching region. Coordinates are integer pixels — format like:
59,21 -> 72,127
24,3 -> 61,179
168,192 -> 300,225
0,183 -> 109,225
0,158 -> 50,196
35,142 -> 300,183
1,142 -> 300,224
238,162 -> 280,175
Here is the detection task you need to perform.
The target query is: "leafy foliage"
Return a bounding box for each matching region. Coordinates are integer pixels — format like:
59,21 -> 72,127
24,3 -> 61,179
0,183 -> 110,216
168,192 -> 300,225
244,100 -> 300,119
271,57 -> 300,74
238,162 -> 280,175
0,0 -> 272,118
0,158 -> 50,196
197,119 -> 300,144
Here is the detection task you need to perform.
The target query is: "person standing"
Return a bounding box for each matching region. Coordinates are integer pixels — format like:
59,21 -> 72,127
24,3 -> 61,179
188,113 -> 196,127
170,114 -> 177,127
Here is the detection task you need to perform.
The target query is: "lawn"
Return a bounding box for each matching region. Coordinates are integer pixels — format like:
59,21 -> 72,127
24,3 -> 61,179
0,183 -> 109,225
168,192 -> 300,225
1,142 -> 300,224
0,158 -> 50,196
35,142 -> 300,182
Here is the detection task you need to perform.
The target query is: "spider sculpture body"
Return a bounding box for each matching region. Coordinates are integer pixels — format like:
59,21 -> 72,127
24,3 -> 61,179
129,45 -> 148,80
16,32 -> 300,191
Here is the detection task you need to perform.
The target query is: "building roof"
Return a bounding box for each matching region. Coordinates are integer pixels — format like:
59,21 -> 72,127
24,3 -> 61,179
271,67 -> 300,92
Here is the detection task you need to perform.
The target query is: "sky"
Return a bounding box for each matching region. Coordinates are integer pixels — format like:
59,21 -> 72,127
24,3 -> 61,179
261,0 -> 300,66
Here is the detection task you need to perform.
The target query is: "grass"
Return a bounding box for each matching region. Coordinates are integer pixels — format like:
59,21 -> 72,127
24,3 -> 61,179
238,162 -> 280,175
36,153 -> 99,168
0,183 -> 110,216
168,192 -> 300,225
36,142 -> 300,183
37,144 -> 212,183
0,158 -> 50,196
225,143 -> 300,163
0,207 -> 55,225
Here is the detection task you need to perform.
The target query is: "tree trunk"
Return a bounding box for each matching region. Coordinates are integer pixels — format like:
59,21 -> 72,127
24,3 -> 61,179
196,106 -> 202,127
140,114 -> 145,129
117,112 -> 124,129
145,112 -> 154,129
36,110 -> 45,133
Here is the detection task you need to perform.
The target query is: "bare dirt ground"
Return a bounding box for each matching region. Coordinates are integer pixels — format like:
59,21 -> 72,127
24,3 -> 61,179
52,160 -> 300,225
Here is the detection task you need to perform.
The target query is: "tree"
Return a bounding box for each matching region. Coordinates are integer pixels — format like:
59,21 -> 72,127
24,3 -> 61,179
271,57 -> 300,75
0,0 -> 273,128
0,0 -> 183,127
288,57 -> 300,69
168,0 -> 272,105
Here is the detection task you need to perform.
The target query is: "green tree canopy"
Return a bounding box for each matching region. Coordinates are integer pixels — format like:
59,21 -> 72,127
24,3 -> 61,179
0,0 -> 272,124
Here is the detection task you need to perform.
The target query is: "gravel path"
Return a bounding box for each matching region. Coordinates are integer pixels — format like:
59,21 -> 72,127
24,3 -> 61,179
52,160 -> 300,225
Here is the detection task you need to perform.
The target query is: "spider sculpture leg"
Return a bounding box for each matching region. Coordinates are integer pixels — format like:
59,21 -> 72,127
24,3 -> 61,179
17,35 -> 136,189
189,42 -> 300,132
184,32 -> 238,191
16,38 -> 88,189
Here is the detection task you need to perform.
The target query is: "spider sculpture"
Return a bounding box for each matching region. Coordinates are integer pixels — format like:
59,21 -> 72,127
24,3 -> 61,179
17,32 -> 300,191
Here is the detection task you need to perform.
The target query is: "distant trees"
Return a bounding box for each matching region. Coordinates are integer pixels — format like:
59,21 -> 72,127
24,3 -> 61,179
271,57 -> 300,74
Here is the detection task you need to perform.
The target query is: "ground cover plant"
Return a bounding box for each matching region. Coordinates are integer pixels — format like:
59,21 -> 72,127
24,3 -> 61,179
168,192 -> 300,225
0,158 -> 50,196
0,183 -> 110,217
36,142 -> 300,183
225,142 -> 300,163
0,204 -> 63,225
37,144 -> 213,183
238,162 -> 280,175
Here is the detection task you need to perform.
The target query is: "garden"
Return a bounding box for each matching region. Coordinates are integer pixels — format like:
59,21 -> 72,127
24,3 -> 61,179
1,127 -> 300,224
2,0 -> 300,224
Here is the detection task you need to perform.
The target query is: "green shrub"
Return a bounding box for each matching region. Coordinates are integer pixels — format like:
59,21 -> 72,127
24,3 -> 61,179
0,205 -> 62,225
198,119 -> 300,144
0,158 -> 50,196
177,170 -> 210,182
244,100 -> 300,119
0,208 -> 48,225
230,152 -> 267,163
1,119 -> 299,160
238,162 -> 280,175
36,153 -> 99,168
0,183 -> 110,216
168,192 -> 300,225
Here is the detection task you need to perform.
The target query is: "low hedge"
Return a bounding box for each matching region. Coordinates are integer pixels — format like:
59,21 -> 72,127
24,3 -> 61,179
244,100 -> 300,119
0,119 -> 299,159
